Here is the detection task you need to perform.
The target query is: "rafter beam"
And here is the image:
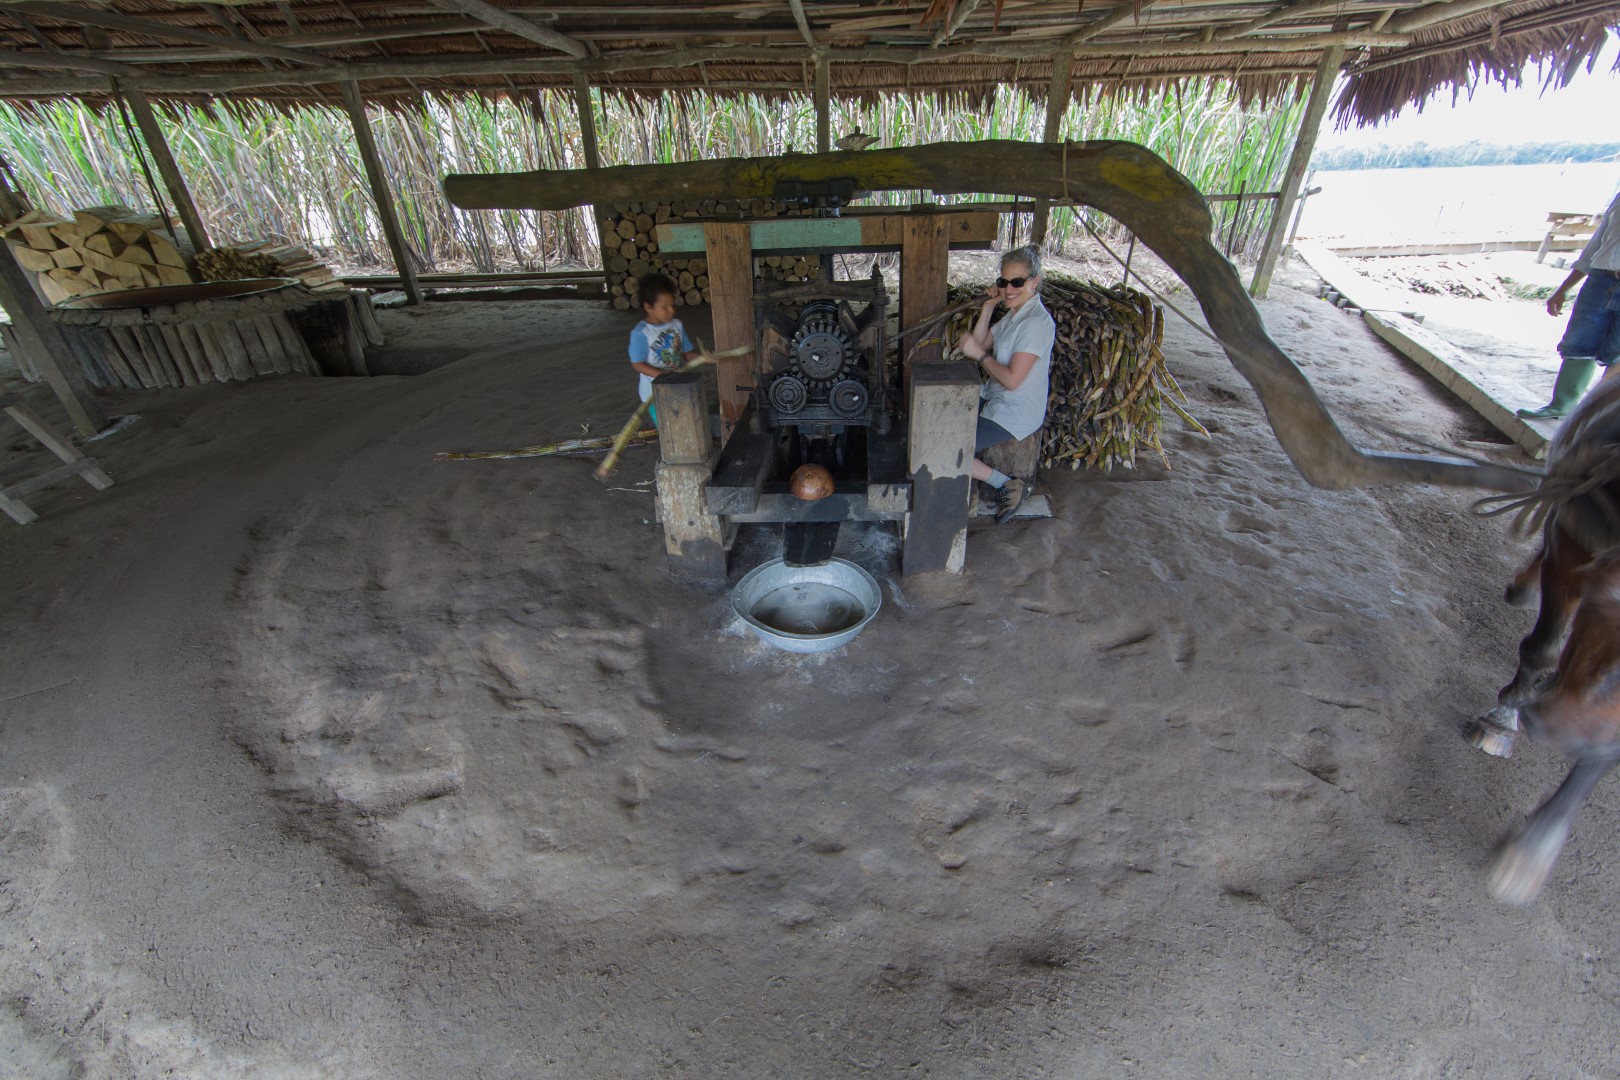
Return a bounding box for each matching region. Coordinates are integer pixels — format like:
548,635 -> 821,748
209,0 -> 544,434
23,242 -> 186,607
1388,0 -> 1513,34
7,2 -> 341,68
82,18 -> 491,64
1067,0 -> 1159,45
423,0 -> 594,59
0,31 -> 1414,99
788,0 -> 819,50
931,0 -> 982,48
1216,0 -> 1360,41
0,46 -> 139,77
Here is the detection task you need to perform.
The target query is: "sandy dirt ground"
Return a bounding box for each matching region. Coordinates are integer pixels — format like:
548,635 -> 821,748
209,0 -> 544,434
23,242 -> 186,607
2,255 -> 1618,1079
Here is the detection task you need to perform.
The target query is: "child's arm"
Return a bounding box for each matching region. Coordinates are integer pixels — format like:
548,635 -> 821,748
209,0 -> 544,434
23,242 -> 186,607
679,322 -> 701,363
629,332 -> 662,379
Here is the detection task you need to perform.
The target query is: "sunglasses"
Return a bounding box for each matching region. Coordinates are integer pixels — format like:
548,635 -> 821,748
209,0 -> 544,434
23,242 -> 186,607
996,275 -> 1033,289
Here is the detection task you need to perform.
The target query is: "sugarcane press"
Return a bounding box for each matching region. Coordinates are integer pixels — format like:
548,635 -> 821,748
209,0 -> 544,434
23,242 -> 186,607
744,271 -> 896,565
641,203 -> 997,580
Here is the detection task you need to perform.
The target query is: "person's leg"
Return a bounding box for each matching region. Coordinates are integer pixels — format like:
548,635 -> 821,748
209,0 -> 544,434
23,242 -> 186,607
972,416 -> 1026,523
1521,272 -> 1616,419
973,416 -> 1016,487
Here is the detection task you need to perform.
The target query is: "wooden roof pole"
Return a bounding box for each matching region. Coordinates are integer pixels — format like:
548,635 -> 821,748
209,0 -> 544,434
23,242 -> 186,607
572,72 -> 617,288
813,54 -> 830,154
0,243 -> 106,436
8,2 -> 340,67
121,87 -> 211,252
1029,45 -> 1073,247
338,81 -> 422,306
572,73 -> 600,170
1250,39 -> 1345,298
424,0 -> 594,59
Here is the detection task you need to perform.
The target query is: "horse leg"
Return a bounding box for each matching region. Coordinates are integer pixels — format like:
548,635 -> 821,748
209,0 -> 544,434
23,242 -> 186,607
1469,531 -> 1583,757
1504,549 -> 1543,608
1488,753 -> 1620,904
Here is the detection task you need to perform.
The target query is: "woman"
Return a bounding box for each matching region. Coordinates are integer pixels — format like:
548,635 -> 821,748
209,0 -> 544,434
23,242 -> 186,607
957,245 -> 1057,523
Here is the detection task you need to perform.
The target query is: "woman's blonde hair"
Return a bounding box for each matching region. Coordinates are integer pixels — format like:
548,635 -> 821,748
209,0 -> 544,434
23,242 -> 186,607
1001,244 -> 1042,281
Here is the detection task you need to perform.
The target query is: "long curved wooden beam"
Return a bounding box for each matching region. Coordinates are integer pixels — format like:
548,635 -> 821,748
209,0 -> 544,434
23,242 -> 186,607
445,140 -> 1533,494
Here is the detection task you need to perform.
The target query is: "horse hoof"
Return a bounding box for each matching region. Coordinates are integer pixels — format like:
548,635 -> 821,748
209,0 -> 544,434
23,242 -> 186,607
1488,841 -> 1552,905
1466,718 -> 1517,758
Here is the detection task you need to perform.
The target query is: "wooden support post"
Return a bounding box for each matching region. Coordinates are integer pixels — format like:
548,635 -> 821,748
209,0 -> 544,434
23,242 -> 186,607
1030,47 -> 1074,247
814,54 -> 831,155
572,72 -> 619,292
653,371 -> 726,579
0,394 -> 113,524
904,362 -> 978,575
703,221 -> 754,440
338,80 -> 422,306
122,87 -> 211,252
1251,42 -> 1345,298
0,242 -> 104,436
900,213 -> 950,401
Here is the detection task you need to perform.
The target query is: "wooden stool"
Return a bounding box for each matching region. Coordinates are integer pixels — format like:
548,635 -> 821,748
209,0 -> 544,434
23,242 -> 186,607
0,393 -> 113,524
981,427 -> 1042,490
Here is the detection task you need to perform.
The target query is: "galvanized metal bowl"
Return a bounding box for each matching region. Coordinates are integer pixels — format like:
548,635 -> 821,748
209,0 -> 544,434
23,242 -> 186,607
731,557 -> 882,654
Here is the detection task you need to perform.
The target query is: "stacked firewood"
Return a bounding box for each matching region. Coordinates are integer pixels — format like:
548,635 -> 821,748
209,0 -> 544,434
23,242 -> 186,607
196,240 -> 346,295
602,197 -> 821,310
947,276 -> 1205,473
3,206 -> 193,303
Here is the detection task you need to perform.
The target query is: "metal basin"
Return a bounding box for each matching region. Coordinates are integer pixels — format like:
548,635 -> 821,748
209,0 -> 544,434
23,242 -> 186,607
732,557 -> 882,653
59,277 -> 296,310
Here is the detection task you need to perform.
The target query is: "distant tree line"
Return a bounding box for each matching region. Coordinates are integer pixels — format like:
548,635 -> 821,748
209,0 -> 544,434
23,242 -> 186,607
1313,141 -> 1620,170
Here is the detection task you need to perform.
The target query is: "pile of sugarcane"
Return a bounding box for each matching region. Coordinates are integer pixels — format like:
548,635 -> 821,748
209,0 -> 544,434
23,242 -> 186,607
947,275 -> 1205,472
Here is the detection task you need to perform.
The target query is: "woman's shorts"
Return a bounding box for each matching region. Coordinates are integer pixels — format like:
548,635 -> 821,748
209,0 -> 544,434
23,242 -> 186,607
976,415 -> 1016,452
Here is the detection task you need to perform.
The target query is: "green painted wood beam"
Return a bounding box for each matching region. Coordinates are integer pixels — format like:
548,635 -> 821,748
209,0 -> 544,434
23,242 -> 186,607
656,217 -> 863,253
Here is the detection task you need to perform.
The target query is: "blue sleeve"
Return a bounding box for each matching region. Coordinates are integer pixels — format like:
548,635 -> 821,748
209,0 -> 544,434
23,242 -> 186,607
629,330 -> 649,365
679,321 -> 695,353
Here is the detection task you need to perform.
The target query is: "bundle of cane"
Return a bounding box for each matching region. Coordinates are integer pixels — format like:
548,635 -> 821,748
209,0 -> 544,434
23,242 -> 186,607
434,430 -> 657,462
945,275 -> 1205,472
594,342 -> 754,481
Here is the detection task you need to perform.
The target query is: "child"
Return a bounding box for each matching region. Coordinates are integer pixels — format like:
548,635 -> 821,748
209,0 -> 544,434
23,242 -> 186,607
629,274 -> 701,426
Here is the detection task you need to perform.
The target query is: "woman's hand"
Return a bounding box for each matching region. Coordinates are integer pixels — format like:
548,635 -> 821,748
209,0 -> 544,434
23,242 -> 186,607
982,285 -> 1004,306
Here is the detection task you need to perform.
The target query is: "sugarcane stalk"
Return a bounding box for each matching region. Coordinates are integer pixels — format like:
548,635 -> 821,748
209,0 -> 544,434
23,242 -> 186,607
435,430 -> 657,462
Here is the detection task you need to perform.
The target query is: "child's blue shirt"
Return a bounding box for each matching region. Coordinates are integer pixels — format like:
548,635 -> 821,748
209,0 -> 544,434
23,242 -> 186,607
629,318 -> 695,401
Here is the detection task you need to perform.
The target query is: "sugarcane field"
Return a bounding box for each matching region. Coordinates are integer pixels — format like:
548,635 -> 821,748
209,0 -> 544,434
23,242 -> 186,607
4,3 -> 1620,1078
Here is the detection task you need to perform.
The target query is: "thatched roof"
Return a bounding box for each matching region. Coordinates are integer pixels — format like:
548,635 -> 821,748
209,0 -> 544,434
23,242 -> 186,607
0,1 -> 1614,120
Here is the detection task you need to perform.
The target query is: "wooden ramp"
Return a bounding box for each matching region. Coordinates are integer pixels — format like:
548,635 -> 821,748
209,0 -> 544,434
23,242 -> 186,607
1295,244 -> 1555,461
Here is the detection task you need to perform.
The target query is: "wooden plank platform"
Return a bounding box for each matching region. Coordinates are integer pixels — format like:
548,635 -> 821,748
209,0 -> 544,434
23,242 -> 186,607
1296,245 -> 1554,460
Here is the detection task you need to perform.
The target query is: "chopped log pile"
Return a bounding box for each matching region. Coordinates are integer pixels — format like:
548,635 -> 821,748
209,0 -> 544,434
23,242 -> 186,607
3,206 -> 194,304
195,240 -> 348,296
602,198 -> 821,310
2,286 -> 383,389
948,276 -> 1206,473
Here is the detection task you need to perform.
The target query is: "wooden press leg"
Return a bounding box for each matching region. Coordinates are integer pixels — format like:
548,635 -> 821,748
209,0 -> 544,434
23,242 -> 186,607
903,362 -> 978,575
653,372 -> 726,580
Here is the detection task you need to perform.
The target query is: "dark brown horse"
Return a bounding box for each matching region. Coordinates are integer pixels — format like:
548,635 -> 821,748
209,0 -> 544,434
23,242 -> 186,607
1470,374 -> 1620,903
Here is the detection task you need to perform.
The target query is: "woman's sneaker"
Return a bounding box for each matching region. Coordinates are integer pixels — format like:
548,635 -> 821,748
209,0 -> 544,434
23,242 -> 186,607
994,478 -> 1026,523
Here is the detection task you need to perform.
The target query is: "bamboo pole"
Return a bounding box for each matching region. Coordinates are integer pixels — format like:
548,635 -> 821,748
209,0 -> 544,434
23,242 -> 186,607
121,86 -> 211,251
338,80 -> 422,306
1250,41 -> 1344,298
0,242 -> 105,436
814,54 -> 830,155
1029,45 -> 1074,246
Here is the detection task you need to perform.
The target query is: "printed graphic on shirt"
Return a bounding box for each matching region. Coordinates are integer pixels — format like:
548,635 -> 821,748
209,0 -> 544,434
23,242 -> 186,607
645,327 -> 684,370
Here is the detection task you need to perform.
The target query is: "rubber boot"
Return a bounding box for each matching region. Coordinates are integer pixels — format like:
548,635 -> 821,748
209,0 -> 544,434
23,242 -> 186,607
1518,357 -> 1598,420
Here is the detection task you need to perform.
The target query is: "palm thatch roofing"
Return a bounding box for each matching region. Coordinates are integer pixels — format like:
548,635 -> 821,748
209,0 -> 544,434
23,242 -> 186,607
0,0 -> 1613,122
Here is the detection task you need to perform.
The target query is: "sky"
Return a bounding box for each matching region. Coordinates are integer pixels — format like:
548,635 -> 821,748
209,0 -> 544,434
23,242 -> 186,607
1317,37 -> 1620,150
